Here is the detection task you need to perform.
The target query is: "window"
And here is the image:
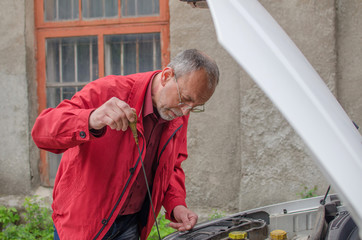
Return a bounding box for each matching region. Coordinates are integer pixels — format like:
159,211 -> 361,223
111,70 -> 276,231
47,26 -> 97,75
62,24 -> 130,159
46,36 -> 98,108
35,0 -> 170,186
104,33 -> 161,75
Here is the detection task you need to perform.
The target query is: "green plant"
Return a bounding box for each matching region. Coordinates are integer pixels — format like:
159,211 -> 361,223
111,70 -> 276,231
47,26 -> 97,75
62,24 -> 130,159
208,209 -> 225,220
0,196 -> 53,240
148,214 -> 175,239
0,206 -> 20,228
297,185 -> 318,199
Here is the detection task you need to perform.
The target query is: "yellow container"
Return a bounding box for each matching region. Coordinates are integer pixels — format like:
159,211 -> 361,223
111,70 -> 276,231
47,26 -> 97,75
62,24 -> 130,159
270,229 -> 287,240
228,231 -> 248,239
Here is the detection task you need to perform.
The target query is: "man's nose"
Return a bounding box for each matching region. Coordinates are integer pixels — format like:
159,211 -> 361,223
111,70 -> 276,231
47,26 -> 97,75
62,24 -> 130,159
180,107 -> 191,116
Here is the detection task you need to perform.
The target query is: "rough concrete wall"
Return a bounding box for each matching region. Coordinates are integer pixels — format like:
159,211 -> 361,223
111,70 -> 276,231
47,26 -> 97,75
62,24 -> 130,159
0,0 -> 32,195
336,0 -> 362,133
239,0 -> 336,210
25,0 -> 40,188
169,1 -> 242,216
170,0 -> 337,218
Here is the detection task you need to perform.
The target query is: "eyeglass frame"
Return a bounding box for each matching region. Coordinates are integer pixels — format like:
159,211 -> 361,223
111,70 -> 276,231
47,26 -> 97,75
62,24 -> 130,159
173,74 -> 205,113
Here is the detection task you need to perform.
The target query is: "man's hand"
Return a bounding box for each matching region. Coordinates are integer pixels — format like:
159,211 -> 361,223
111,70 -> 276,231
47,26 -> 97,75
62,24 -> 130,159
89,97 -> 136,131
169,205 -> 198,231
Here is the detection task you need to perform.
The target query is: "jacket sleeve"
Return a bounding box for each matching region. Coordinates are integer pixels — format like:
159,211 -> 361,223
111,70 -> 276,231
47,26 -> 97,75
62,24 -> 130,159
163,119 -> 189,221
31,77 -> 121,154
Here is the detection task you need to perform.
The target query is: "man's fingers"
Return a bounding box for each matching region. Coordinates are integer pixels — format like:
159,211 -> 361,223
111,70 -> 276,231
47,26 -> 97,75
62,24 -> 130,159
107,99 -> 128,131
89,98 -> 137,132
169,214 -> 195,232
114,99 -> 136,122
104,109 -> 123,131
129,108 -> 137,122
169,222 -> 187,231
102,115 -> 118,130
189,214 -> 198,229
180,214 -> 192,230
112,99 -> 136,131
169,222 -> 182,229
108,109 -> 128,131
102,98 -> 136,131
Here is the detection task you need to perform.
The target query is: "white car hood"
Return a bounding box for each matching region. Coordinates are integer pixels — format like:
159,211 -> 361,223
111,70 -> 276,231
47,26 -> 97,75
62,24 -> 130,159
207,0 -> 362,237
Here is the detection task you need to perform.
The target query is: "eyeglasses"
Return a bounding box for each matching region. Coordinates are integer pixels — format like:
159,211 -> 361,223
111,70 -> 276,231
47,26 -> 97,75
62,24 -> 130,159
174,76 -> 205,113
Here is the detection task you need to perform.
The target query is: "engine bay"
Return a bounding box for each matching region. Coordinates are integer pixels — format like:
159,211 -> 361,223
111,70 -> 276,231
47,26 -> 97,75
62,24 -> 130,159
164,195 -> 360,240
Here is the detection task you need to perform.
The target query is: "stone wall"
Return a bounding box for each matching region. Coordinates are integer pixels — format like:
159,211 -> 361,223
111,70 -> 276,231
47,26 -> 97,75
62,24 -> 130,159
336,0 -> 362,129
0,0 -> 36,195
238,0 -> 336,210
169,0 -> 243,214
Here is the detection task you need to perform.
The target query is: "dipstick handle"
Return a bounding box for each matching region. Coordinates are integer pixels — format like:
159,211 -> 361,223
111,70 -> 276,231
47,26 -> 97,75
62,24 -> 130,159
129,113 -> 138,145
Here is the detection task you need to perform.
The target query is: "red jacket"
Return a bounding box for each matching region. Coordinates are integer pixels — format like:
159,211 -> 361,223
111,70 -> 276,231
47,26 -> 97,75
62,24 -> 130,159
31,71 -> 189,240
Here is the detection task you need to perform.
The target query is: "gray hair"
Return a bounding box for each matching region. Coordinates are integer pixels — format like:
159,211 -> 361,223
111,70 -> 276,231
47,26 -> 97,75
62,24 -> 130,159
167,49 -> 219,89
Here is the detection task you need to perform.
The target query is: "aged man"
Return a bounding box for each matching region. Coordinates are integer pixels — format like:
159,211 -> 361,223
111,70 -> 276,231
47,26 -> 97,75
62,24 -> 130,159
32,49 -> 219,240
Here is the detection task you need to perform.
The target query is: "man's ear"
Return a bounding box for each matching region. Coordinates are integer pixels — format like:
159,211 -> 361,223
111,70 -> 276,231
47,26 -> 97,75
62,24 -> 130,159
160,67 -> 174,87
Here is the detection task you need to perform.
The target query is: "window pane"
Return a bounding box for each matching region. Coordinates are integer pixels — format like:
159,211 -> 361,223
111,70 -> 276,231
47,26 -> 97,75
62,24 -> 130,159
46,40 -> 60,83
46,36 -> 98,107
108,41 -> 121,75
104,33 -> 161,76
46,86 -> 76,108
62,40 -> 75,83
137,0 -> 159,16
121,0 -> 135,16
105,0 -> 118,17
121,0 -> 159,17
82,0 -> 118,19
155,38 -> 161,70
77,43 -> 90,81
46,87 -> 60,108
77,38 -> 99,82
92,43 -> 99,80
63,87 -> 77,100
139,35 -> 155,72
123,42 -> 137,75
44,0 -> 56,21
44,0 -> 79,21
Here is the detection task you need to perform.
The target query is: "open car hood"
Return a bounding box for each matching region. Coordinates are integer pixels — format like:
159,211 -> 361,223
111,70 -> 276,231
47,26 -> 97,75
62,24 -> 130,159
207,0 -> 362,237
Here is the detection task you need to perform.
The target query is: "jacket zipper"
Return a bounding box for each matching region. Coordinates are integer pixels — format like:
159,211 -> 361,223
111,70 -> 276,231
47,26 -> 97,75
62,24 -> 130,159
140,124 -> 184,234
157,124 -> 183,161
93,124 -> 183,239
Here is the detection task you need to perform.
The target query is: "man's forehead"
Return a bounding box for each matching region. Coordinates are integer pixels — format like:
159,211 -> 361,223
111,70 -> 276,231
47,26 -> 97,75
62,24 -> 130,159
179,69 -> 208,83
181,71 -> 214,103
